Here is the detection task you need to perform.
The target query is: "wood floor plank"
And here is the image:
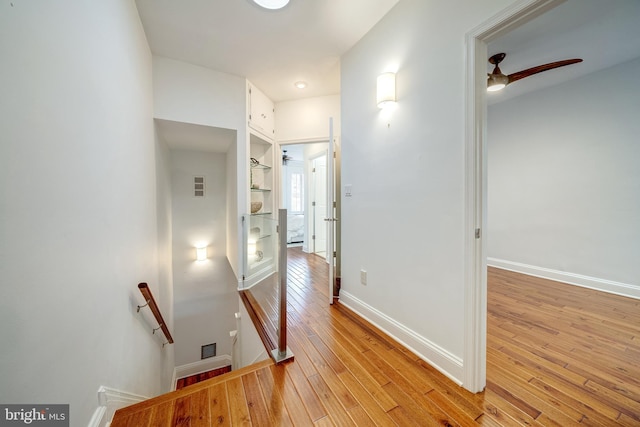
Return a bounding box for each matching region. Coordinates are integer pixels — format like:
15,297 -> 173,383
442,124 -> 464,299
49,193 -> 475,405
282,360 -> 328,422
336,370 -> 397,427
267,364 -> 315,426
242,371 -> 273,426
225,377 -> 251,426
188,388 -> 211,427
254,366 -> 294,426
310,319 -> 397,411
307,374 -> 357,427
147,401 -> 174,427
207,382 -> 231,426
171,394 -> 192,426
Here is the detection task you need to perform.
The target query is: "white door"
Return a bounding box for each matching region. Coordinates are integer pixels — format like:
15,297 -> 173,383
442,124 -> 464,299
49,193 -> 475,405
312,155 -> 327,256
326,118 -> 335,304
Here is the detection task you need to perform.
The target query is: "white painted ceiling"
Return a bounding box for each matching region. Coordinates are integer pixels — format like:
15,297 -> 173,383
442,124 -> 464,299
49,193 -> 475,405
155,119 -> 236,153
139,0 -> 640,148
135,0 -> 400,103
487,0 -> 640,105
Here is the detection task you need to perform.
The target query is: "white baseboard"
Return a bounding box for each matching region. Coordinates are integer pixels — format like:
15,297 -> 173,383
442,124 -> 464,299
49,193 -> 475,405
87,386 -> 149,427
172,355 -> 232,389
487,258 -> 640,300
339,291 -> 463,386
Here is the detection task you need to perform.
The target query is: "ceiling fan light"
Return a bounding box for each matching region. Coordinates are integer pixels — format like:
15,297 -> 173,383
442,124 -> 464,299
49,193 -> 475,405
252,0 -> 289,10
487,74 -> 508,92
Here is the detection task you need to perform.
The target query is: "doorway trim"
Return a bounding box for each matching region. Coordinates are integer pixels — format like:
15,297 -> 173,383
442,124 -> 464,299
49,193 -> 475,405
463,0 -> 566,392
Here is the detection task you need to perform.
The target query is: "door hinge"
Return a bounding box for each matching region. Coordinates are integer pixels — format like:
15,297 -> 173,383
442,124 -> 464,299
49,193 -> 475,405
312,201 -> 316,206
475,228 -> 481,239
333,251 -> 336,258
333,201 -> 336,208
312,235 -> 316,240
333,151 -> 336,159
312,167 -> 316,173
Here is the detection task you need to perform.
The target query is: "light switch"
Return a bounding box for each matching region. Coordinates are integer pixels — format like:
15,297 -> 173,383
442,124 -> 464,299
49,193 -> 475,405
345,184 -> 352,197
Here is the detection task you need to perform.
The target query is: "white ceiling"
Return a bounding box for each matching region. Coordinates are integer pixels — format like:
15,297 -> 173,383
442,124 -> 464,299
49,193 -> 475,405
135,0 -> 400,103
487,0 -> 640,104
139,0 -> 640,148
155,119 -> 236,153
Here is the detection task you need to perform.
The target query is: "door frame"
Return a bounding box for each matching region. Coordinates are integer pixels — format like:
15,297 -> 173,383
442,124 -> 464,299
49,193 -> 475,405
463,0 -> 566,393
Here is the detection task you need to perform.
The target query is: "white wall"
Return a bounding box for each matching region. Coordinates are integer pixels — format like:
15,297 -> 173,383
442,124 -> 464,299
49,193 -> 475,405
0,1 -> 173,424
170,150 -> 238,365
276,95 -> 341,143
339,0 -> 516,385
154,127 -> 176,390
488,57 -> 640,295
152,56 -> 247,281
237,296 -> 270,368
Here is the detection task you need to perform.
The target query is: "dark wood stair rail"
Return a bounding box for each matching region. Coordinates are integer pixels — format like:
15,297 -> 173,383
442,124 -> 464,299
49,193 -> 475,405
137,282 -> 174,346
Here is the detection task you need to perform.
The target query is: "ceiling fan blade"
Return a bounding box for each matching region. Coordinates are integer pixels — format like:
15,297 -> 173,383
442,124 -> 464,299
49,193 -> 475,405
508,59 -> 582,84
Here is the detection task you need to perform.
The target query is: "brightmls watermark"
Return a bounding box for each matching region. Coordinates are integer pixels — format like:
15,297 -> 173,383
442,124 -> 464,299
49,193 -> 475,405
1,405 -> 68,426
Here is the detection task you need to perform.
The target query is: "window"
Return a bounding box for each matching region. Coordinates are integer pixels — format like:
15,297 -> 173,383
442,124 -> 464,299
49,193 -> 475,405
290,172 -> 304,213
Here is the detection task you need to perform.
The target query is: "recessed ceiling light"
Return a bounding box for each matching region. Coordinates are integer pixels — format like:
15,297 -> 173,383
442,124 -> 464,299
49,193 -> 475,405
252,0 -> 290,10
294,81 -> 307,89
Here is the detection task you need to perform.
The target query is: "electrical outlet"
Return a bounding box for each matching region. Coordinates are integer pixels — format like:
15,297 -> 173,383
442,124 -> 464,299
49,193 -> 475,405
360,269 -> 367,285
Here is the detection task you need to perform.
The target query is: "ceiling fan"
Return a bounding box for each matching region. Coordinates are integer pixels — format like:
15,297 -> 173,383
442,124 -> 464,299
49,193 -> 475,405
487,52 -> 583,92
282,150 -> 293,165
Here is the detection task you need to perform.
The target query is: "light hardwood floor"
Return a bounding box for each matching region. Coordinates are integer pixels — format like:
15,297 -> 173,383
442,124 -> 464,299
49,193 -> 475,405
111,248 -> 640,426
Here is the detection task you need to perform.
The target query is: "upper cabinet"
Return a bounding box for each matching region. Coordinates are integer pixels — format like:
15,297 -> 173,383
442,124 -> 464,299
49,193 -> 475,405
247,82 -> 275,140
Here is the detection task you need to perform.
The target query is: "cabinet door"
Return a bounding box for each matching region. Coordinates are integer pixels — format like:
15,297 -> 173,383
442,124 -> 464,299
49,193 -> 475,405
248,84 -> 274,139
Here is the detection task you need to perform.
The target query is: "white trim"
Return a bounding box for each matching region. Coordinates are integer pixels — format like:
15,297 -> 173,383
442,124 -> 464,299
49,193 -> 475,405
279,137 -> 330,145
87,386 -> 149,427
240,266 -> 277,290
488,258 -> 640,300
339,291 -> 463,385
172,355 -> 233,389
463,0 -> 567,394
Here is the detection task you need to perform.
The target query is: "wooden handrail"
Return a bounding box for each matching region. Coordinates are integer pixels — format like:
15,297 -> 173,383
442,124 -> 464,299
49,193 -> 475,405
137,282 -> 174,344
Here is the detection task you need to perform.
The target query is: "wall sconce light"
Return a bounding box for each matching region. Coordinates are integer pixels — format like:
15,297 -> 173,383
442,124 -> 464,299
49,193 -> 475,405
196,246 -> 207,261
377,72 -> 396,108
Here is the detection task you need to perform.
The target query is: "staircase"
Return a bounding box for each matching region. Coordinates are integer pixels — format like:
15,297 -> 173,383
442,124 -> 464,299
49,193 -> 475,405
110,359 -> 274,426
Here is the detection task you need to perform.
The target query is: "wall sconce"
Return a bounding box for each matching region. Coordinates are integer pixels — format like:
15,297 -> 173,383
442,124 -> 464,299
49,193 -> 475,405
377,72 -> 396,108
196,246 -> 207,261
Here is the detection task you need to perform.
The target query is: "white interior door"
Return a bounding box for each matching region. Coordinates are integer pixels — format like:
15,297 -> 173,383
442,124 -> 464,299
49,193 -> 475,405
327,118 -> 335,304
312,155 -> 327,256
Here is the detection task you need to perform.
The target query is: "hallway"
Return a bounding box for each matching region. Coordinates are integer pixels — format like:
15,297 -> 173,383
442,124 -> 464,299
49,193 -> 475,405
112,248 -> 640,425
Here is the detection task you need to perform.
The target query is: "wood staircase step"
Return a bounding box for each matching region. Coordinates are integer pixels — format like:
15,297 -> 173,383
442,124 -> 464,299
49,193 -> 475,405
110,358 -> 274,424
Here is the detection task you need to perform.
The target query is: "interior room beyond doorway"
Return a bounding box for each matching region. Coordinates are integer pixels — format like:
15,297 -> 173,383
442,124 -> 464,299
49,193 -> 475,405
280,142 -> 328,258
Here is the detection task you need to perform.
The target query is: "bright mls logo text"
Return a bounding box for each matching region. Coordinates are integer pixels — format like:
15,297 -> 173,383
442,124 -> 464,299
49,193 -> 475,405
1,405 -> 68,426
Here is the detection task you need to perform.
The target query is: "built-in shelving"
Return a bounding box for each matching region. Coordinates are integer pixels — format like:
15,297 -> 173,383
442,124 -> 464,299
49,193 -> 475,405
244,132 -> 277,287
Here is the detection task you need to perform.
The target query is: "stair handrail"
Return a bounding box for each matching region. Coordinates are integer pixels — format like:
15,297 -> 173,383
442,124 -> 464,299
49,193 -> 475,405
137,282 -> 174,346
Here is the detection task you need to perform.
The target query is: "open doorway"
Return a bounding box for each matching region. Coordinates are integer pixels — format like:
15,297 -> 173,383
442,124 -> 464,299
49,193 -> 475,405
466,0 -> 639,394
280,142 -> 329,257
